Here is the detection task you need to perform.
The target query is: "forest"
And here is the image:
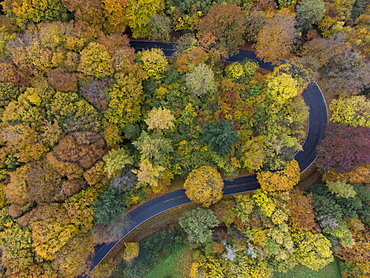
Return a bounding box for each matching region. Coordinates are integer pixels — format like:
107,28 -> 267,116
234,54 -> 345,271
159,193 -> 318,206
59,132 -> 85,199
0,0 -> 369,277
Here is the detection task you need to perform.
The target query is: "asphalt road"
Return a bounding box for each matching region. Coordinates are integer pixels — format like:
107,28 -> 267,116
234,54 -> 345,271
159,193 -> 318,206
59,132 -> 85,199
85,41 -> 328,276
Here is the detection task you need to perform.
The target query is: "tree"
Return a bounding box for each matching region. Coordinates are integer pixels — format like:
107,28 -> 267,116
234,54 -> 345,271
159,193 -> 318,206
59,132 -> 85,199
47,69 -> 78,92
296,0 -> 326,31
93,187 -> 127,225
257,160 -> 300,192
255,11 -> 296,63
292,231 -> 334,271
265,71 -> 299,109
78,42 -> 114,79
122,242 -> 139,262
286,189 -> 317,232
316,123 -> 370,172
3,0 -> 68,28
148,14 -> 172,41
126,0 -> 165,38
53,131 -> 107,169
240,136 -> 266,172
103,148 -> 133,179
101,0 -> 129,33
329,96 -> 370,128
200,120 -> 239,156
185,63 -> 216,96
326,181 -> 357,199
106,73 -> 145,128
144,106 -> 175,131
139,48 -> 168,80
0,209 -> 34,275
53,233 -> 95,278
197,4 -> 246,58
183,166 -> 224,207
29,203 -> 79,260
178,207 -> 219,244
133,131 -> 173,164
61,0 -> 104,27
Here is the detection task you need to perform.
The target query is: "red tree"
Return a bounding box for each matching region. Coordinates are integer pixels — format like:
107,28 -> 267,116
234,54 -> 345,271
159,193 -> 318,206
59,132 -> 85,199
316,123 -> 370,172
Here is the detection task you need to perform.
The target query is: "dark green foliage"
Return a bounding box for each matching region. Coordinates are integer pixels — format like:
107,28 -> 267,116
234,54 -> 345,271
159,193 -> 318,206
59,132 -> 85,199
351,0 -> 368,20
352,184 -> 370,225
296,0 -> 326,31
312,194 -> 343,222
335,197 -> 362,219
178,207 -> 219,244
200,120 -> 239,156
93,187 -> 127,225
123,124 -> 141,140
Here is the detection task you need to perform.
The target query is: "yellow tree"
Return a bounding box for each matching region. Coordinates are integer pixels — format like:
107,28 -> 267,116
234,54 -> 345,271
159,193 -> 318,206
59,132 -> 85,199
126,0 -> 165,38
184,166 -> 224,207
139,48 -> 168,80
102,0 -> 129,33
78,42 -> 114,79
144,106 -> 175,131
257,160 -> 300,192
122,242 -> 140,262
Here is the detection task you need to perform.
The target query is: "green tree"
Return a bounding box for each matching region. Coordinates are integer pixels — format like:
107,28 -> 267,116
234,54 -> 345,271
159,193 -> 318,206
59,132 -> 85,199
178,207 -> 219,244
326,181 -> 357,199
133,131 -> 173,164
148,14 -> 172,41
93,187 -> 127,225
185,62 -> 216,96
0,209 -> 34,275
296,0 -> 326,31
126,0 -> 165,38
103,148 -> 133,179
200,120 -> 239,156
106,73 -> 145,128
183,166 -> 224,207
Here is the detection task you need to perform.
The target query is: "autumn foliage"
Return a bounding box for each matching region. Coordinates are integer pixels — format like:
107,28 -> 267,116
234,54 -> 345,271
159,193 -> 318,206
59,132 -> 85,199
184,166 -> 224,207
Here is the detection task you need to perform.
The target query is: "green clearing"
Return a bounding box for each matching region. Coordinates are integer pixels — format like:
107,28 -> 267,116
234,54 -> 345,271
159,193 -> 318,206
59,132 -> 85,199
144,246 -> 190,278
274,261 -> 342,278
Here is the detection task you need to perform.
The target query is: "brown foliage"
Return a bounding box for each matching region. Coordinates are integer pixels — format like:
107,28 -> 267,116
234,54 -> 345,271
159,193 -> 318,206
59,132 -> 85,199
197,4 -> 246,58
47,69 -> 78,92
79,77 -> 113,111
53,131 -> 107,169
97,34 -> 130,53
174,46 -> 209,73
286,189 -> 317,232
61,178 -> 88,197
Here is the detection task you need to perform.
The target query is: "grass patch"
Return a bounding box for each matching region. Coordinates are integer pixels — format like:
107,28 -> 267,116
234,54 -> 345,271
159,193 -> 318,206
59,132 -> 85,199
144,246 -> 192,278
274,261 -> 342,278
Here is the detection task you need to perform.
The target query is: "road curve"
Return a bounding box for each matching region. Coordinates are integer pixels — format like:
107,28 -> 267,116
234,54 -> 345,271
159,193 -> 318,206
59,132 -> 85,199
85,41 -> 328,276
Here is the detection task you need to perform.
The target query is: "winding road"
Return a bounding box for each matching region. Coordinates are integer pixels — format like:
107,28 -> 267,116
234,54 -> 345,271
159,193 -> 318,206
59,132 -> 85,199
86,41 -> 328,276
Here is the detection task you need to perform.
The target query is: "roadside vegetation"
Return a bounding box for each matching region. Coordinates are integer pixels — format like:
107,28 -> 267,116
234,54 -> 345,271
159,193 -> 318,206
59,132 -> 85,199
0,0 -> 369,277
